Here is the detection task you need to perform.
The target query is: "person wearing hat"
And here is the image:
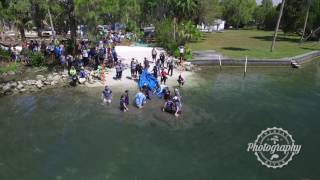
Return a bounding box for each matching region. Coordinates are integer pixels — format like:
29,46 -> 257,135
102,86 -> 113,104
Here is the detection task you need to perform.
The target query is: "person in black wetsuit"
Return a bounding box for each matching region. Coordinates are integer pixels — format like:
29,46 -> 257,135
120,95 -> 129,112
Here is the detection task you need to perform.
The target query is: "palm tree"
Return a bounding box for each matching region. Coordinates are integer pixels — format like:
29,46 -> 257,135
271,0 -> 286,52
300,0 -> 312,43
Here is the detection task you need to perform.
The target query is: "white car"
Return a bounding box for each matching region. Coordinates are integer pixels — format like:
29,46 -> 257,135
41,29 -> 55,37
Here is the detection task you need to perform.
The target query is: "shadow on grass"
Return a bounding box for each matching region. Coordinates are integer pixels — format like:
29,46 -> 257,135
222,47 -> 249,51
251,36 -> 299,43
300,47 -> 320,51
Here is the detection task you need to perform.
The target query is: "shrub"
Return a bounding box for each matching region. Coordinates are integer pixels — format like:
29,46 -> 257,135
155,18 -> 200,57
0,49 -> 11,62
0,63 -> 18,73
30,52 -> 45,67
174,47 -> 193,61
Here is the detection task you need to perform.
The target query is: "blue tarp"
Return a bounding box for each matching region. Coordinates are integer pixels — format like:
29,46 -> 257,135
138,70 -> 159,91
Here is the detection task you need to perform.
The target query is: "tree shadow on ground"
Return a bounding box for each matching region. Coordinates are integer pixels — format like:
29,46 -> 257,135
300,47 -> 320,51
251,36 -> 299,43
222,47 -> 249,51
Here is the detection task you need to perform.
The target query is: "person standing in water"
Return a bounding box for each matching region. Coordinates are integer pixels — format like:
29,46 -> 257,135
124,90 -> 130,105
173,96 -> 182,117
102,86 -> 113,105
120,95 -> 129,112
177,74 -> 185,87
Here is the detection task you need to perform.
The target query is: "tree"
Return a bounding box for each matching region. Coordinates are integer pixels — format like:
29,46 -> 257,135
222,0 -> 256,29
7,0 -> 33,42
254,0 -> 274,29
196,0 -> 222,25
300,0 -> 312,42
271,0 -> 285,52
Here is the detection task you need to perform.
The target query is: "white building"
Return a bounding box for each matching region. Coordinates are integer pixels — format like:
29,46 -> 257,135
197,19 -> 226,32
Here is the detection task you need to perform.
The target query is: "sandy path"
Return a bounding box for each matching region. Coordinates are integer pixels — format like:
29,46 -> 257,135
85,46 -> 193,90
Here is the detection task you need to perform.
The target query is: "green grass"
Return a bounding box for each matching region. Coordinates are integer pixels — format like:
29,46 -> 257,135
187,30 -> 320,59
0,63 -> 19,73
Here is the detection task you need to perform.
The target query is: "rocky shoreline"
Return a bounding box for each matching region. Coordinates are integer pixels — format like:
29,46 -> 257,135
0,62 -> 198,97
0,72 -> 69,96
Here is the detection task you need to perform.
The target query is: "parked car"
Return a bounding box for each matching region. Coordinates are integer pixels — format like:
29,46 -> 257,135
41,29 -> 56,37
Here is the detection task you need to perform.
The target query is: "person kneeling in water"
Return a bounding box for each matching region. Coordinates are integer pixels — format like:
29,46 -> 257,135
120,95 -> 129,112
162,98 -> 175,114
102,86 -> 112,105
135,90 -> 146,109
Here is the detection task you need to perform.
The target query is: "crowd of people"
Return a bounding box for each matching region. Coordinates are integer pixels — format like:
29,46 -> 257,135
2,31 -> 186,117
100,47 -> 186,117
101,85 -> 183,117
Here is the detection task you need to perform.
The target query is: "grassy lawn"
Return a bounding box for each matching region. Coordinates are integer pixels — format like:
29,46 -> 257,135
187,30 -> 320,59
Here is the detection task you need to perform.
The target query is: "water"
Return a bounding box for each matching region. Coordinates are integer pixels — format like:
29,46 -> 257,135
1,60 -> 320,180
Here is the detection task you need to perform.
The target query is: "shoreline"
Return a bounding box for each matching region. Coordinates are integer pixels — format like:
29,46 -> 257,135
191,51 -> 320,66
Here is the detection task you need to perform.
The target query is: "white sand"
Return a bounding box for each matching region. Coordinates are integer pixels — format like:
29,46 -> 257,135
85,46 -> 193,89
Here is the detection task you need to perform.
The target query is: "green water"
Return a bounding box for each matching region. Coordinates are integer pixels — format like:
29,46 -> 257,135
1,60 -> 320,180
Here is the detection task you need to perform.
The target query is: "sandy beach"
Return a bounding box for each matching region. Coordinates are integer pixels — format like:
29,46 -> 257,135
85,46 -> 194,89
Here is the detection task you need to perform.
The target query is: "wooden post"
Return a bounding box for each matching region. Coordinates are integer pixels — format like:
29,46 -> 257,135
219,56 -> 222,71
244,56 -> 248,76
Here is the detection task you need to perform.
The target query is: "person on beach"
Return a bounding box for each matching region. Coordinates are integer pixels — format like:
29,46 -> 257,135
131,58 -> 137,79
177,75 -> 185,87
69,66 -> 78,86
102,86 -> 113,104
179,45 -> 185,63
167,57 -> 174,76
152,47 -> 157,62
137,63 -> 143,80
135,90 -> 146,109
120,95 -> 129,112
115,62 -> 123,80
78,67 -> 87,84
152,65 -> 158,79
144,57 -> 150,69
160,52 -> 165,68
160,68 -> 168,85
